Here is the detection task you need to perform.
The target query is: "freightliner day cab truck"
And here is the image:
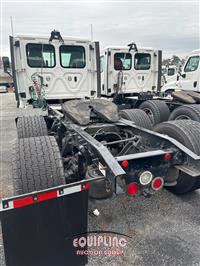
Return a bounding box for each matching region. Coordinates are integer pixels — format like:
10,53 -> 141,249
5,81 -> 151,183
162,50 -> 200,93
1,31 -> 200,266
100,45 -> 200,125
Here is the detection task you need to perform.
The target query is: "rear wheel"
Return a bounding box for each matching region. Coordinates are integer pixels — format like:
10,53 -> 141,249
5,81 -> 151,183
169,104 -> 200,122
119,109 -> 153,130
12,136 -> 65,195
155,120 -> 200,194
17,115 -> 48,138
139,100 -> 170,125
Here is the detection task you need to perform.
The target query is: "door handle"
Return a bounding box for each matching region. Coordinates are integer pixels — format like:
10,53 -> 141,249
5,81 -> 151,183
194,81 -> 197,88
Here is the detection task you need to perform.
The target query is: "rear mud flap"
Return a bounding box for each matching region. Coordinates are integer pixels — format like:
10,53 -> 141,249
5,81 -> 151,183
0,191 -> 88,266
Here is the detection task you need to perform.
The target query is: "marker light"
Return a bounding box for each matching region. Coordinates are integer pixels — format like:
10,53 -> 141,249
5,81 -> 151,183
122,160 -> 129,167
128,183 -> 139,195
81,182 -> 90,191
139,171 -> 153,186
165,153 -> 171,160
152,177 -> 164,191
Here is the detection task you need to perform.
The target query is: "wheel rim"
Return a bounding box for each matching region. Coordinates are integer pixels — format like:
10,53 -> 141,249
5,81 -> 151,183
175,115 -> 191,120
142,108 -> 155,124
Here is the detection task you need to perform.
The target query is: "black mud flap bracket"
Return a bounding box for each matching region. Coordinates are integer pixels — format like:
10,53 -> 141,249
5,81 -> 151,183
0,180 -> 93,266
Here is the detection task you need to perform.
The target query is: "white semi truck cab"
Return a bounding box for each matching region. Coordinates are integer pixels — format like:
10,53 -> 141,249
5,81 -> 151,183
4,30 -> 100,107
162,49 -> 200,94
100,45 -> 162,97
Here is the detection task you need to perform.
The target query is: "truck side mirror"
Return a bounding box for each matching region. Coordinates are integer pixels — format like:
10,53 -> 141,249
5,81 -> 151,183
178,71 -> 186,79
2,57 -> 11,73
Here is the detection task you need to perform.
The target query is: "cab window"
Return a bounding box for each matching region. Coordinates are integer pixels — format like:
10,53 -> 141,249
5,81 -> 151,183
60,45 -> 86,68
26,43 -> 55,68
114,53 -> 132,71
134,53 -> 151,70
184,56 -> 199,72
167,68 -> 175,76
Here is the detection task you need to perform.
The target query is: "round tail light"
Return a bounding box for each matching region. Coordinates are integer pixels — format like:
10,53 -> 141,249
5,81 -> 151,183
128,183 -> 139,195
152,177 -> 164,191
139,171 -> 153,185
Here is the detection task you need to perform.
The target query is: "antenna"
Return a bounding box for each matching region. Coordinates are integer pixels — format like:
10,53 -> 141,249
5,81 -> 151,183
90,24 -> 93,41
10,16 -> 14,36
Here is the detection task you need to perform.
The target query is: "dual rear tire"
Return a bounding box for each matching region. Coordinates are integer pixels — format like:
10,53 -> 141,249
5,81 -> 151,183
139,100 -> 170,125
119,109 -> 153,130
17,115 -> 48,138
155,120 -> 200,194
169,104 -> 200,122
12,136 -> 65,195
13,115 -> 64,196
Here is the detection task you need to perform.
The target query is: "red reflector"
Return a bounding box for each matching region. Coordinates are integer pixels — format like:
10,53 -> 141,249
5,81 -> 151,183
128,183 -> 139,195
152,177 -> 164,190
13,191 -> 57,209
165,153 -> 171,160
37,191 -> 57,202
13,196 -> 34,208
122,160 -> 129,167
81,182 -> 90,190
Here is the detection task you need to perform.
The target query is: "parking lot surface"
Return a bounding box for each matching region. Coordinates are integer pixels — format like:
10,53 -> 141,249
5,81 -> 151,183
1,93 -> 200,266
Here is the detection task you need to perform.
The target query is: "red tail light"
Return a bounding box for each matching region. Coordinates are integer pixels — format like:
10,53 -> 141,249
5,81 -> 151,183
152,177 -> 164,191
128,183 -> 139,195
122,160 -> 129,167
165,153 -> 171,160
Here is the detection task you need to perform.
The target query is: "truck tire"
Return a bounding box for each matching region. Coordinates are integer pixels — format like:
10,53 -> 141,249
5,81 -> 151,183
168,105 -> 200,122
12,136 -> 65,195
17,115 -> 48,138
119,109 -> 153,130
154,120 -> 200,194
87,168 -> 113,200
139,100 -> 170,125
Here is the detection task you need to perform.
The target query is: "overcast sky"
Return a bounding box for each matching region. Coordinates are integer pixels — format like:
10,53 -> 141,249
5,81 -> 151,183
0,0 -> 199,59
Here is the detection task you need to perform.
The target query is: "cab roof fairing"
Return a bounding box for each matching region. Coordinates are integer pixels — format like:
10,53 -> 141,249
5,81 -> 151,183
13,34 -> 93,44
100,46 -> 157,56
190,49 -> 200,56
